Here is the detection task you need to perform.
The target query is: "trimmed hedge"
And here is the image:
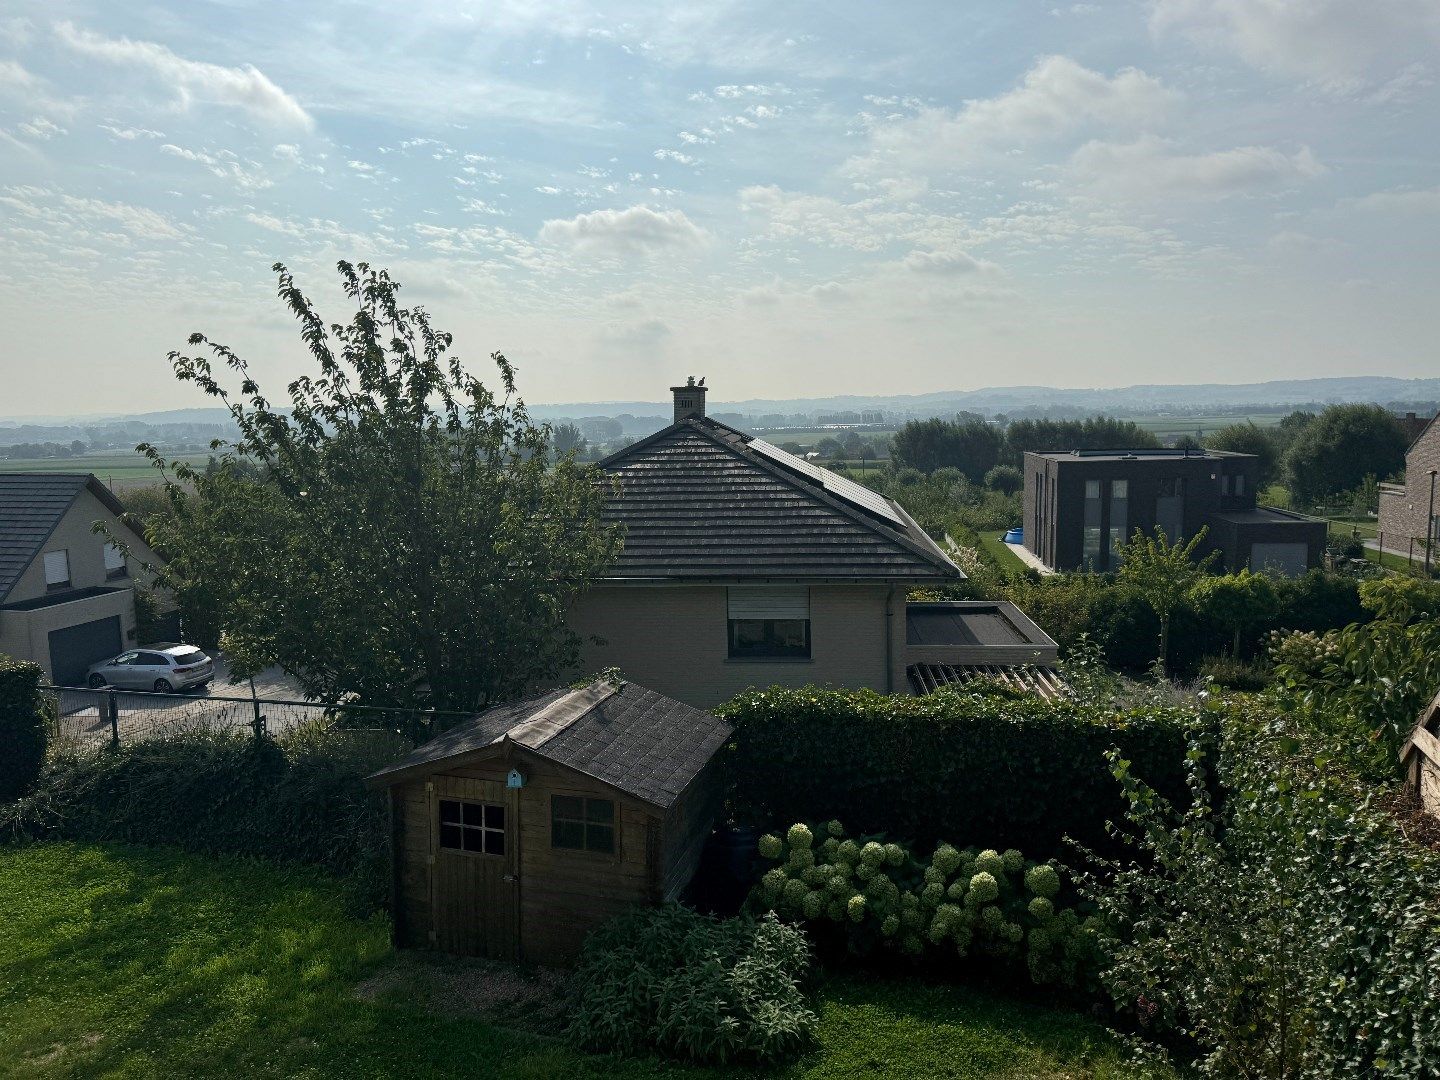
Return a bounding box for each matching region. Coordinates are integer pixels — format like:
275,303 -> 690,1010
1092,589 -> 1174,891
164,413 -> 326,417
0,656 -> 48,802
717,686 -> 1195,861
2,728 -> 391,909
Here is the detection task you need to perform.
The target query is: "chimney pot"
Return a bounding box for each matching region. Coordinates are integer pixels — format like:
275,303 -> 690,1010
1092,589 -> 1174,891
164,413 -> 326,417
671,378 -> 708,423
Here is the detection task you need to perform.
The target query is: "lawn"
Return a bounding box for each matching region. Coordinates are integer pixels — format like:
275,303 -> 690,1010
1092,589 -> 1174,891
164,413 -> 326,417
976,532 -> 1028,575
0,452 -> 209,482
0,844 -> 1139,1079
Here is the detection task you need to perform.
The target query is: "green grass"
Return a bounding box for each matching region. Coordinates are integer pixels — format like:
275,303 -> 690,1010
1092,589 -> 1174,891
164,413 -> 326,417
977,532 -> 1029,575
0,452 -> 210,481
0,844 -> 1139,1079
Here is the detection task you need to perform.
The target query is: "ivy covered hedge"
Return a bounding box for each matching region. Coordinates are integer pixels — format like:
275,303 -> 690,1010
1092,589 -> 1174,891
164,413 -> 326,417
0,656 -> 48,802
718,686 -> 1196,860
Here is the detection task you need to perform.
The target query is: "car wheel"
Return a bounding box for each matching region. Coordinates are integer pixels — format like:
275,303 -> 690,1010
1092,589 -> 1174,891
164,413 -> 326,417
87,674 -> 106,689
153,679 -> 174,693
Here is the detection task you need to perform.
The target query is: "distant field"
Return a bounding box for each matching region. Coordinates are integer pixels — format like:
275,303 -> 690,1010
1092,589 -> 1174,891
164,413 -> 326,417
1114,414 -> 1285,440
0,452 -> 208,489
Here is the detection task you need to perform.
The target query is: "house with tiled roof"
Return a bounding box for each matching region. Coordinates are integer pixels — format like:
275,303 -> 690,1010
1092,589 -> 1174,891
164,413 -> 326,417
566,381 -> 1058,707
0,474 -> 167,684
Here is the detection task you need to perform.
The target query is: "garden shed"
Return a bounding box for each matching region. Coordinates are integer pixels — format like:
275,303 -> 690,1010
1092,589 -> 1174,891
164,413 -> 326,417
367,678 -> 731,965
1400,687 -> 1440,818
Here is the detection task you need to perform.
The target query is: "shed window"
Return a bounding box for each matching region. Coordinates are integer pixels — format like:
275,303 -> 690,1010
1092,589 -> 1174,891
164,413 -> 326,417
104,543 -> 128,579
727,586 -> 810,659
438,799 -> 505,856
551,794 -> 615,853
43,550 -> 71,589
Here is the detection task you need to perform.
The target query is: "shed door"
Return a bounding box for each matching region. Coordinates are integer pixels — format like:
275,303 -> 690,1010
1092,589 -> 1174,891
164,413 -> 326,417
48,616 -> 123,687
429,776 -> 518,959
1251,542 -> 1307,577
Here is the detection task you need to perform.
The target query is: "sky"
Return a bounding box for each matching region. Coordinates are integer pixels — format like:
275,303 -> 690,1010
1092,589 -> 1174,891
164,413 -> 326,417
1,0 -> 1438,415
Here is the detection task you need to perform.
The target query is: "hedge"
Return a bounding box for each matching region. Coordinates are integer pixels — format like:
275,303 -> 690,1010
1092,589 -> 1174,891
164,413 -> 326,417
1,727 -> 392,910
0,656 -> 48,802
717,686 -> 1195,861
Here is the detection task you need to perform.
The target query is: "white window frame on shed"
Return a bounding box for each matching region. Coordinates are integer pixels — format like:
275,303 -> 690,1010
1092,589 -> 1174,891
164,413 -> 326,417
43,550 -> 71,590
104,542 -> 128,579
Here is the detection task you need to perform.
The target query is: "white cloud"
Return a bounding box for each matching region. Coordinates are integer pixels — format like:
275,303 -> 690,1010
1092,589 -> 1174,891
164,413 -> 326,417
654,148 -> 698,166
244,212 -> 305,236
1067,136 -> 1325,199
17,117 -> 65,140
857,56 -> 1173,172
539,205 -> 708,256
54,20 -> 313,130
99,123 -> 165,140
0,185 -> 185,240
1349,185 -> 1440,213
902,249 -> 992,275
0,59 -> 40,93
1150,0 -> 1440,88
160,143 -> 272,191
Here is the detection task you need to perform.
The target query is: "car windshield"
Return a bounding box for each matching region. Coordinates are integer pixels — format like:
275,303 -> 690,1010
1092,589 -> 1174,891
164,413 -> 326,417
169,650 -> 207,665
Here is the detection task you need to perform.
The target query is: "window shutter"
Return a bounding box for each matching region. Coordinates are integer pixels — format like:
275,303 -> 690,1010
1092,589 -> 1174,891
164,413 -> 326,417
104,543 -> 125,571
728,586 -> 809,620
43,550 -> 70,585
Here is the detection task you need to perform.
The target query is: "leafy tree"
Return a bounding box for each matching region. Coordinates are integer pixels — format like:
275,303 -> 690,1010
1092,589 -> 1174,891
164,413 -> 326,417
1003,417 -> 1159,464
1205,422 -> 1281,485
1172,434 -> 1202,451
891,418 -> 1002,479
1284,404 -> 1407,506
983,464 -> 1023,495
1190,569 -> 1279,656
1116,527 -> 1219,675
136,261 -> 622,715
551,422 -> 588,457
815,437 -> 845,460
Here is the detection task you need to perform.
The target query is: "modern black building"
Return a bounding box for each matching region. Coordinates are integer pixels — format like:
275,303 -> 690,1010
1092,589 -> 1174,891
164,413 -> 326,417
1022,448 -> 1326,575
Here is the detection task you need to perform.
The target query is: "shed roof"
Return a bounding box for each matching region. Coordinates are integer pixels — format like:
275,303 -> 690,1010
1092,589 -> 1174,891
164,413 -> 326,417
907,662 -> 1067,700
0,473 -> 144,603
368,680 -> 732,809
597,418 -> 959,582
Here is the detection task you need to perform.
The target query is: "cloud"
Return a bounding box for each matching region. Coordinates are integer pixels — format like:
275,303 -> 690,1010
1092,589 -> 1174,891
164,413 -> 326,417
0,59 -> 40,93
654,148 -> 698,166
99,123 -> 165,140
17,117 -> 65,140
902,249 -> 992,275
160,143 -> 273,191
54,20 -> 313,129
0,185 -> 185,240
1150,0 -> 1440,88
245,212 -> 305,236
539,206 -> 708,256
1349,186 -> 1440,213
1067,136 -> 1325,199
598,316 -> 673,347
857,56 -> 1173,172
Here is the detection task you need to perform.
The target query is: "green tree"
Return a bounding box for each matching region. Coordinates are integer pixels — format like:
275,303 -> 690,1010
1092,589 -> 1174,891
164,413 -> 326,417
1205,422 -> 1281,485
891,418 -> 1002,479
983,464 -> 1023,495
1284,404 -> 1408,507
1003,417 -> 1159,464
136,261 -> 623,715
551,422 -> 587,457
1190,568 -> 1279,656
1116,526 -> 1219,675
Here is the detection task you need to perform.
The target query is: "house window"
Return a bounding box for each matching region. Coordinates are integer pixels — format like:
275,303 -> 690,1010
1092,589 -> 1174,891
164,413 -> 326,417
1082,480 -> 1102,569
43,550 -> 71,590
1107,480 -> 1128,566
104,543 -> 128,579
551,794 -> 615,853
438,799 -> 505,856
727,586 -> 810,659
1156,478 -> 1185,544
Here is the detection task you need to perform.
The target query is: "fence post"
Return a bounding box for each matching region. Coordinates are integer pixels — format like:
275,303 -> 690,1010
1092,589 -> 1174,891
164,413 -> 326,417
107,689 -> 119,748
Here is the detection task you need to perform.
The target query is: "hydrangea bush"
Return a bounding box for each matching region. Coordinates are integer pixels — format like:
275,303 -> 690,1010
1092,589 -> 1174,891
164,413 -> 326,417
751,819 -> 1097,988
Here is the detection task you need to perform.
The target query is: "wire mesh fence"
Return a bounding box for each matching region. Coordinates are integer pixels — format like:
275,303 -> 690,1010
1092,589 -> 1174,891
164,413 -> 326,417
42,684 -> 452,757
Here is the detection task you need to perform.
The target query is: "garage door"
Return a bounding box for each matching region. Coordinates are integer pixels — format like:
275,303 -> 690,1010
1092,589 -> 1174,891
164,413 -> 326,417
1251,542 -> 1308,577
48,616 -> 123,687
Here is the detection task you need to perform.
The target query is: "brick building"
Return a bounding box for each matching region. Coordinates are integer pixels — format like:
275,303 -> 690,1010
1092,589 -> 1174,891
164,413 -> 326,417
1023,448 -> 1325,576
1378,412 -> 1440,561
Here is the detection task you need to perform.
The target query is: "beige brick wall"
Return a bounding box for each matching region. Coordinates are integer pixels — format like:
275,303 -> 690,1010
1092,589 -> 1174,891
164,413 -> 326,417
567,583 -> 907,708
0,588 -> 137,679
1378,420 -> 1440,550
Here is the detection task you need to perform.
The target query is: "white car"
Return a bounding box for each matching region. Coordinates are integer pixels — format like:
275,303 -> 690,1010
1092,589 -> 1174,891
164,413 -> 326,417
87,645 -> 214,693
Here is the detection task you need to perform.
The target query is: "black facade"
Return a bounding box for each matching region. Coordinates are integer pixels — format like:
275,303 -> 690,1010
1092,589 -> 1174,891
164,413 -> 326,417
1022,449 -> 1324,574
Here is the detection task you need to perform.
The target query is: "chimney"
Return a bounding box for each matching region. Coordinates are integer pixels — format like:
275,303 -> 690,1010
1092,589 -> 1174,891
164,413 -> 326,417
671,376 -> 707,423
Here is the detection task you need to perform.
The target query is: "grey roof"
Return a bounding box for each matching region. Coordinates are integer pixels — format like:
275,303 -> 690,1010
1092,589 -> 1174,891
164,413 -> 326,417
597,419 -> 960,581
0,474 -> 108,602
908,662 -> 1067,700
368,680 -> 732,809
1210,507 -> 1323,526
1027,448 -> 1248,463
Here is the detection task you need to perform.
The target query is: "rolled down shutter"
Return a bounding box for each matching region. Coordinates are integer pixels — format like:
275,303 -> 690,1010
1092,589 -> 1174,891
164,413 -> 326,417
727,586 -> 809,620
43,550 -> 70,585
104,543 -> 125,572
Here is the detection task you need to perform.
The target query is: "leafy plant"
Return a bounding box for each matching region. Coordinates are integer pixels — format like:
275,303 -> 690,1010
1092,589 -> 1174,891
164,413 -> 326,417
0,657 -> 48,802
1083,706 -> 1440,1078
752,820 -> 1099,988
1189,569 -> 1279,657
132,261 -> 623,715
1115,526 -> 1219,675
567,904 -> 815,1066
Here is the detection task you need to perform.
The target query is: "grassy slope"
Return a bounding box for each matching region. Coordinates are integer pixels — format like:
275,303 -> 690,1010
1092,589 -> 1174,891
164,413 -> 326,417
0,844 -> 1138,1079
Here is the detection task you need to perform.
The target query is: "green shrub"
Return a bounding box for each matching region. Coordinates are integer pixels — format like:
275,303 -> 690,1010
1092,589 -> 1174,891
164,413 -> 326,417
718,686 -> 1195,861
0,728 -> 390,908
753,822 -> 1098,989
1085,705 -> 1440,1077
567,904 -> 815,1066
0,657 -> 48,802
1196,654 -> 1271,692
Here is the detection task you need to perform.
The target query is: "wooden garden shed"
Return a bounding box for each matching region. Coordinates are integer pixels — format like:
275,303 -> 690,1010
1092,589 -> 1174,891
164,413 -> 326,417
1400,687 -> 1440,818
367,678 -> 731,965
